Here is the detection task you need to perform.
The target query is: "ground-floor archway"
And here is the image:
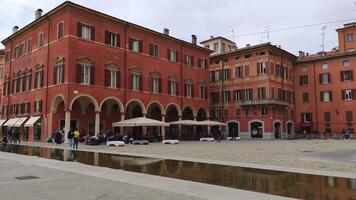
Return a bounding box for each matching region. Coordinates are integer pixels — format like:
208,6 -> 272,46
250,120 -> 263,138
273,120 -> 282,139
125,100 -> 145,139
227,121 -> 239,138
181,106 -> 195,140
196,107 -> 208,140
100,97 -> 123,135
147,101 -> 164,141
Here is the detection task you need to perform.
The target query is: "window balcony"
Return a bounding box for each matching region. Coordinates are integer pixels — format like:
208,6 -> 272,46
238,99 -> 289,106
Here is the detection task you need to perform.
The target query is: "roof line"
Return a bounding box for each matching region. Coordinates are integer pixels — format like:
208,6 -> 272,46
2,1 -> 212,52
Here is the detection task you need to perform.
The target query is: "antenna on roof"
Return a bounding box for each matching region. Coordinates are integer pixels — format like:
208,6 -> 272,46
231,29 -> 235,43
320,26 -> 327,52
265,25 -> 270,42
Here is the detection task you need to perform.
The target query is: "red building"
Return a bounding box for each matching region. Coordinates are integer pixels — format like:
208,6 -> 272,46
201,39 -> 296,139
0,2 -> 211,141
294,23 -> 356,135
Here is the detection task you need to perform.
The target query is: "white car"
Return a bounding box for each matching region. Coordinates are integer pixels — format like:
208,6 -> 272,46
162,139 -> 179,144
106,141 -> 125,147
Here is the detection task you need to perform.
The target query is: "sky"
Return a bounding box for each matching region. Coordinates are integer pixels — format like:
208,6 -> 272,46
0,0 -> 356,55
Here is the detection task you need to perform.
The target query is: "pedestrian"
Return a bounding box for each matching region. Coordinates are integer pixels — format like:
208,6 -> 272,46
7,128 -> 13,144
217,128 -> 222,142
73,128 -> 80,149
51,129 -> 57,145
231,128 -> 236,140
13,129 -> 20,144
341,128 -> 346,140
55,130 -> 62,145
68,128 -> 74,148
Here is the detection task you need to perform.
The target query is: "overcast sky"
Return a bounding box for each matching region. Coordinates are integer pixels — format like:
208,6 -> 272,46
1,0 -> 356,55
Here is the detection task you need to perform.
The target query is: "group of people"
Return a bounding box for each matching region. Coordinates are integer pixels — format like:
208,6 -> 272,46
50,128 -> 80,149
2,128 -> 21,144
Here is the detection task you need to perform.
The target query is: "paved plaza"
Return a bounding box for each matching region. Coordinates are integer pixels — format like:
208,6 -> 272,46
0,151 -> 294,200
18,139 -> 356,174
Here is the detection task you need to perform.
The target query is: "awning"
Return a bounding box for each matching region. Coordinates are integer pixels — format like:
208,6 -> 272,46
13,117 -> 28,127
3,118 -> 20,127
24,116 -> 41,127
0,119 -> 7,127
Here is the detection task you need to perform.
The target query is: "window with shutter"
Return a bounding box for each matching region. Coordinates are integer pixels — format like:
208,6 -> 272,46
57,22 -> 64,39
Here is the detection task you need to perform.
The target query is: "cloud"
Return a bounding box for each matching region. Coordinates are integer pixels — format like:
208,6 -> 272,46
0,0 -> 355,54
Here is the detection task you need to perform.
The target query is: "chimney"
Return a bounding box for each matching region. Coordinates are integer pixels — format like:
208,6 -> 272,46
35,9 -> 43,19
210,35 -> 214,39
246,44 -> 250,47
163,28 -> 169,36
298,51 -> 305,58
191,35 -> 197,45
306,53 -> 309,57
12,26 -> 19,33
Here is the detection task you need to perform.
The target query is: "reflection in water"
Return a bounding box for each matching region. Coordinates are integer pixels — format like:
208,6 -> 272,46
1,145 -> 356,200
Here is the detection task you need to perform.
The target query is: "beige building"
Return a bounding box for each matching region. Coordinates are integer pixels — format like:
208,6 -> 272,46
200,36 -> 236,55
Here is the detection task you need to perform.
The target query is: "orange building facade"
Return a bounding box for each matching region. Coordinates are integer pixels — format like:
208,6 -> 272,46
294,23 -> 356,135
0,2 -> 211,141
202,41 -> 296,139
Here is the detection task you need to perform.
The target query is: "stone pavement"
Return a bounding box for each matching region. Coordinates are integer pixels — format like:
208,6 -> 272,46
0,152 -> 295,200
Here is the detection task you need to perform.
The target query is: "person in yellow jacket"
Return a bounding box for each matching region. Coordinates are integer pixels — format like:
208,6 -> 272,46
73,128 -> 80,149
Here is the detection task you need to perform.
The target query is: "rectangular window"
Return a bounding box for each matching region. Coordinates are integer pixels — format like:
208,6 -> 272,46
258,87 -> 266,99
347,33 -> 354,42
210,92 -> 220,104
223,68 -> 230,80
27,39 -> 32,53
105,31 -> 119,47
184,55 -> 194,66
55,64 -> 64,85
343,60 -> 350,67
213,43 -> 219,51
261,107 -> 268,116
38,32 -> 44,48
185,84 -> 193,98
168,49 -> 178,62
35,71 -> 43,89
257,62 -> 266,75
200,85 -> 207,99
341,70 -> 353,82
110,70 -> 117,88
132,74 -> 140,91
300,75 -> 308,85
236,66 -> 243,78
343,89 -> 353,100
245,65 -> 250,76
236,109 -> 241,117
245,89 -> 253,100
82,65 -> 91,84
57,22 -> 64,39
321,91 -> 332,102
245,108 -> 252,116
346,111 -> 353,122
223,91 -> 231,103
199,58 -> 206,69
214,71 -> 221,82
149,44 -> 159,57
302,113 -> 312,123
35,100 -> 43,113
324,112 -> 331,122
81,24 -> 92,40
303,92 -> 309,103
151,77 -> 160,93
319,73 -> 330,84
322,63 -> 328,70
169,80 -> 177,96
132,40 -> 140,52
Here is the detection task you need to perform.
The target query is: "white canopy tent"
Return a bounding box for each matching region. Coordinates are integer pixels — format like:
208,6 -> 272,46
196,120 -> 226,126
169,120 -> 200,126
112,117 -> 169,127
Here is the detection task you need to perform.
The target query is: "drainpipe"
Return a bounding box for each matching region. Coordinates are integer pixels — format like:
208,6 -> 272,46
180,42 -> 183,110
45,15 -> 51,138
124,24 -> 128,108
281,53 -> 285,136
312,62 -> 319,132
6,40 -> 13,119
220,59 -> 224,123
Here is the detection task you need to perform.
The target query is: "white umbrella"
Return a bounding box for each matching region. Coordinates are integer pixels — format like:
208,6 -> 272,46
112,117 -> 169,127
196,120 -> 226,126
169,120 -> 200,126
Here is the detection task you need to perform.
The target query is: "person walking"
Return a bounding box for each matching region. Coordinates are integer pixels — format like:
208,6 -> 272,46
7,128 -> 13,144
217,128 -> 222,142
67,128 -> 74,148
73,128 -> 80,149
13,129 -> 20,144
51,129 -> 57,145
